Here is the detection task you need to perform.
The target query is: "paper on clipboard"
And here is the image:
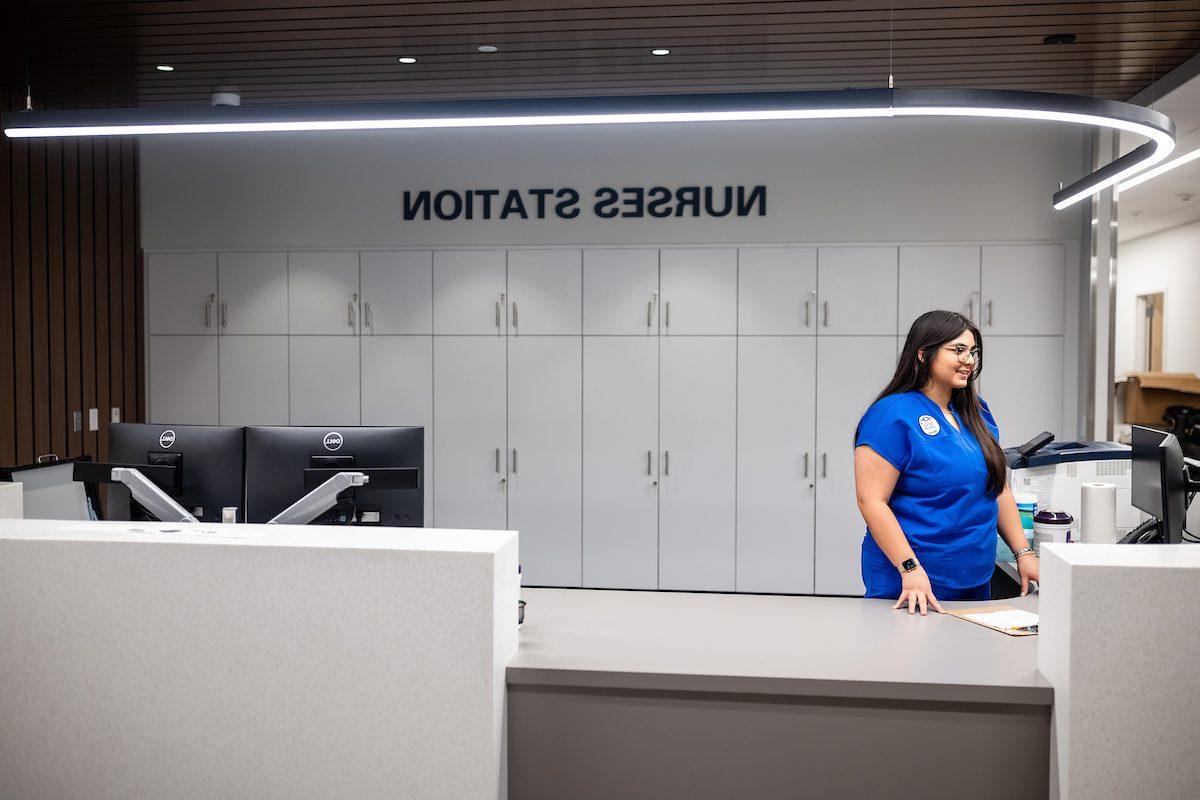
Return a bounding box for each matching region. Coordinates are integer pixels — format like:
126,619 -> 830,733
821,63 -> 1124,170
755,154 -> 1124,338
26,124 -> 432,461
948,605 -> 1039,636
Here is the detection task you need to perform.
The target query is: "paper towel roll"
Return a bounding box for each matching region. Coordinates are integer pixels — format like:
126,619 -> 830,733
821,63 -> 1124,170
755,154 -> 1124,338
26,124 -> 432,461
1080,482 -> 1118,544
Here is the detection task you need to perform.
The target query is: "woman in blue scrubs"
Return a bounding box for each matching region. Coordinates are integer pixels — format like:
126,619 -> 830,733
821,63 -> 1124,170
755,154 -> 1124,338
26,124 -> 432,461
854,310 -> 1039,614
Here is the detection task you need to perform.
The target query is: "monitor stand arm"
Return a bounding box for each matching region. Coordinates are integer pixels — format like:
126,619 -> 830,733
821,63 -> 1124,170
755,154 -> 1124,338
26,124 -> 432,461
268,472 -> 369,526
110,467 -> 198,524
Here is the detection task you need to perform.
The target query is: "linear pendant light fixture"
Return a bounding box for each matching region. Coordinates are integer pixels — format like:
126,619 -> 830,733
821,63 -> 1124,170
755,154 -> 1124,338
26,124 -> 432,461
2,88 -> 1174,210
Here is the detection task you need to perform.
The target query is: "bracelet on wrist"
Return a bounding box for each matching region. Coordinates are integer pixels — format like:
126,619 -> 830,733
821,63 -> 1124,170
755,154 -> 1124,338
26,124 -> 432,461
1013,547 -> 1036,559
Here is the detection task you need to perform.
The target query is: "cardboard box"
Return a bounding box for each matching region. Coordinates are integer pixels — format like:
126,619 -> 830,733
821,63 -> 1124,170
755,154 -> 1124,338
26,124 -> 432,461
1121,372 -> 1200,425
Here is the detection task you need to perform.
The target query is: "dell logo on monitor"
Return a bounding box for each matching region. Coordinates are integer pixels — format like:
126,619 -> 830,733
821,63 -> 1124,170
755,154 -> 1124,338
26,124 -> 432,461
323,432 -> 344,452
159,430 -> 176,448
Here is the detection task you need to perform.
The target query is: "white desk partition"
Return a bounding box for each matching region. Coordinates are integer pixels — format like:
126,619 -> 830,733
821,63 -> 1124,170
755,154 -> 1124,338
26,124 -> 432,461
0,519 -> 519,800
1038,543 -> 1200,800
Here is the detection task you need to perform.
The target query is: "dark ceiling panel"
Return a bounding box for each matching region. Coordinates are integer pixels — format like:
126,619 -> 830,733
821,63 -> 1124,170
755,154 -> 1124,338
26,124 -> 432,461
5,1 -> 1200,108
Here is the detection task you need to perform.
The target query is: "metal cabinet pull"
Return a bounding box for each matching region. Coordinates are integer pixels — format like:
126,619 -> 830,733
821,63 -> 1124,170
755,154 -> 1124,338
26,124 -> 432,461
821,453 -> 827,478
512,448 -> 518,474
664,450 -> 670,476
665,301 -> 671,328
363,301 -> 373,330
495,448 -> 501,474
804,299 -> 811,327
822,300 -> 829,327
968,291 -> 979,323
646,299 -> 654,328
986,299 -> 994,326
348,293 -> 358,330
204,294 -> 214,328
803,452 -> 809,478
512,301 -> 519,330
647,449 -> 653,476
220,302 -> 228,328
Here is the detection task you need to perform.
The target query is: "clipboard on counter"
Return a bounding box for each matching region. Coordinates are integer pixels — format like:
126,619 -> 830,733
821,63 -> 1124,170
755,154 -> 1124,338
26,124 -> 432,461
947,605 -> 1039,636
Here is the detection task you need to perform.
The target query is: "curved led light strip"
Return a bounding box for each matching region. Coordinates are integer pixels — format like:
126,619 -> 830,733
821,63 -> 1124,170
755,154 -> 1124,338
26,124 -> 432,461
2,88 -> 1174,210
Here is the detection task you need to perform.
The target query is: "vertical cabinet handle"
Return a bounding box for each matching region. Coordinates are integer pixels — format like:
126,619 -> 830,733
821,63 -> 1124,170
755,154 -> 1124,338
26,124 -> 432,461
348,294 -> 358,330
821,453 -> 827,478
968,291 -> 979,323
804,299 -> 811,327
665,301 -> 671,328
822,300 -> 829,328
664,450 -> 670,476
205,294 -> 214,328
646,449 -> 653,476
647,299 -> 654,329
220,302 -> 228,329
512,448 -> 518,474
512,301 -> 518,331
495,447 -> 501,474
363,301 -> 373,330
803,452 -> 809,478
986,299 -> 994,327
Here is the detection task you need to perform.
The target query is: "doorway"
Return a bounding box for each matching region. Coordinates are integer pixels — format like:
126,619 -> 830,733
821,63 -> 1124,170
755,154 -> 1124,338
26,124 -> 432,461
1135,292 -> 1165,371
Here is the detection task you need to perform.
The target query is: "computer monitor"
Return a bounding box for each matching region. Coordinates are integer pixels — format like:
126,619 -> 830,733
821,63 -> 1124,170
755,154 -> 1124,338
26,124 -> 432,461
1,457 -> 101,521
244,426 -> 423,526
1126,425 -> 1189,544
106,423 -> 245,523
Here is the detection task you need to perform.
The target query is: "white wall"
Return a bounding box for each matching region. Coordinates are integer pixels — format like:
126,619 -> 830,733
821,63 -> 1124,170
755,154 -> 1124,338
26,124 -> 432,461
141,117 -> 1085,249
1116,219 -> 1200,377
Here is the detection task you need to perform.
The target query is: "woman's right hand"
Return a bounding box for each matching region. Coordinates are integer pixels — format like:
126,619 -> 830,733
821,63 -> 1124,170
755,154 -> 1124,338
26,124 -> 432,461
892,567 -> 945,616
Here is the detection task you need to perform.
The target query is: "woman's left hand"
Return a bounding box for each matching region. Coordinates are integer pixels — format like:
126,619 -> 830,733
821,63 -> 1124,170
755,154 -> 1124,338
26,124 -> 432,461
1017,553 -> 1040,596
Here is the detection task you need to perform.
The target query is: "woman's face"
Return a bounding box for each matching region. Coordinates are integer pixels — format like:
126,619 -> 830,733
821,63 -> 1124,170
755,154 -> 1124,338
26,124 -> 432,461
925,329 -> 978,391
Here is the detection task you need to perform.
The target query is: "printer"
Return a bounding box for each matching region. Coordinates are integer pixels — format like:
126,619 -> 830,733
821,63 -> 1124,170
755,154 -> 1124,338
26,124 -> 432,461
1005,439 -> 1143,541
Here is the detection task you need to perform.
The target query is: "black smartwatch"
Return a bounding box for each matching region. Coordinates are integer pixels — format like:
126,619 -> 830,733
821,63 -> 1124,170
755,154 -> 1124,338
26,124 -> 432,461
900,557 -> 920,574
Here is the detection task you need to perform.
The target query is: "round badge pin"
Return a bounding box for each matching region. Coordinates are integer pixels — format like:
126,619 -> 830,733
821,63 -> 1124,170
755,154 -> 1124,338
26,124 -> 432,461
918,415 -> 941,436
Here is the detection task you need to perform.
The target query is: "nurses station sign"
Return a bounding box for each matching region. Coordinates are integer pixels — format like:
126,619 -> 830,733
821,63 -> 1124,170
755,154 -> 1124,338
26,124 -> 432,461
401,185 -> 767,221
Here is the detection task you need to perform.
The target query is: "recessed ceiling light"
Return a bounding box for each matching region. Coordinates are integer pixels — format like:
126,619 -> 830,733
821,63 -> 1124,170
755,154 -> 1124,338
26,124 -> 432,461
478,45 -> 498,53
398,57 -> 417,64
1043,33 -> 1077,45
651,49 -> 670,56
155,65 -> 174,72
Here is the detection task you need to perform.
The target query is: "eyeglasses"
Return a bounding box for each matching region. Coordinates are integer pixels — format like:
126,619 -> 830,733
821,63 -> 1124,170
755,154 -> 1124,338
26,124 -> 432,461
943,344 -> 982,365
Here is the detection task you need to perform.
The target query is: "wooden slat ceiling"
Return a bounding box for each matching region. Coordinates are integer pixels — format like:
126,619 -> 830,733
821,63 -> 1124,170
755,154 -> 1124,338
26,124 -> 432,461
5,0 -> 1200,109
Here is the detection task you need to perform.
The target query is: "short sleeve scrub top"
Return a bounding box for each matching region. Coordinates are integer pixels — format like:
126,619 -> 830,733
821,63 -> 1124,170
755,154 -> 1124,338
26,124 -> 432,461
855,391 -> 1002,601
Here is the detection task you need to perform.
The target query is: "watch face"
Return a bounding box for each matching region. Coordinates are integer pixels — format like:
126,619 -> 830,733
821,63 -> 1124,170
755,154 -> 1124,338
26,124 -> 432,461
901,558 -> 917,571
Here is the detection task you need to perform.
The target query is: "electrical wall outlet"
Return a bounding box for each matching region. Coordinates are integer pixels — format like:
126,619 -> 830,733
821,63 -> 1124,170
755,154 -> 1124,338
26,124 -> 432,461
88,408 -> 99,431
111,407 -> 121,423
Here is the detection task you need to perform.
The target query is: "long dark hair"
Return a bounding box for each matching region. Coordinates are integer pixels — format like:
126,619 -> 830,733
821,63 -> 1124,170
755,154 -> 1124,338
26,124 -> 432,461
870,309 -> 1007,497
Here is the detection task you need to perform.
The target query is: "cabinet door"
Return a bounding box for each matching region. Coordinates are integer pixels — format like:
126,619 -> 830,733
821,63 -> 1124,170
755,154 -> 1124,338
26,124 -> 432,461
218,336 -> 289,425
360,251 -> 433,335
507,249 -> 582,336
146,252 -> 217,335
582,249 -> 660,335
583,337 -> 659,589
217,252 -> 288,335
508,337 -> 583,587
815,336 -> 897,595
981,244 -> 1065,335
288,251 -> 361,335
659,337 -> 737,592
433,337 -> 507,530
898,246 -> 981,334
978,336 -> 1064,447
433,250 -> 507,335
659,248 -> 738,335
289,337 -> 361,425
738,247 -> 818,335
148,336 -> 218,424
737,337 -> 817,594
361,336 -> 434,522
817,247 -> 898,335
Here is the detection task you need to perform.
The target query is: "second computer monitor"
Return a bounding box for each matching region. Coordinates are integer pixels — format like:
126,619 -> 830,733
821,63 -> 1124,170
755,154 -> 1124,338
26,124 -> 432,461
1130,425 -> 1188,544
244,426 -> 424,526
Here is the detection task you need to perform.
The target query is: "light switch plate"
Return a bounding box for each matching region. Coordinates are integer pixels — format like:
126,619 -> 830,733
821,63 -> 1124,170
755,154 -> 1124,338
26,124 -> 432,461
111,407 -> 121,423
72,411 -> 82,433
88,408 -> 99,431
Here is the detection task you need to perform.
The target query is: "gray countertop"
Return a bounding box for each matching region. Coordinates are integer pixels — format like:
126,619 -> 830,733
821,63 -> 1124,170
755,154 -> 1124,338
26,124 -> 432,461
508,589 -> 1051,706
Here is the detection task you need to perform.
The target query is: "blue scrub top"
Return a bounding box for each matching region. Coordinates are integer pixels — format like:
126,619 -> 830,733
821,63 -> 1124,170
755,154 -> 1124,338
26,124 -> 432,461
855,391 -> 1001,590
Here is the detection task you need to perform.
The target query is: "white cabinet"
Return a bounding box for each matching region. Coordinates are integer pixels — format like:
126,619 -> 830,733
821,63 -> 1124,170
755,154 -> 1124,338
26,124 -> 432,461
583,337 -> 659,589
217,252 -> 288,335
507,250 -> 582,335
218,336 -> 289,425
737,337 -> 816,594
659,337 -> 738,591
898,246 -> 981,333
433,337 -> 507,530
433,250 -> 507,335
289,337 -> 360,425
981,244 -> 1065,335
148,336 -> 218,424
659,248 -> 738,335
508,337 -> 583,586
815,336 -> 897,596
288,252 -> 361,336
582,249 -> 660,335
146,253 -> 217,335
979,336 -> 1064,447
360,251 -> 433,335
360,335 -> 434,520
738,247 -> 818,335
817,247 -> 898,335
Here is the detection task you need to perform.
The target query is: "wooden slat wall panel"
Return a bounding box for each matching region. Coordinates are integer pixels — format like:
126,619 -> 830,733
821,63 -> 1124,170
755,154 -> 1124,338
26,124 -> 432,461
0,96 -> 143,470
